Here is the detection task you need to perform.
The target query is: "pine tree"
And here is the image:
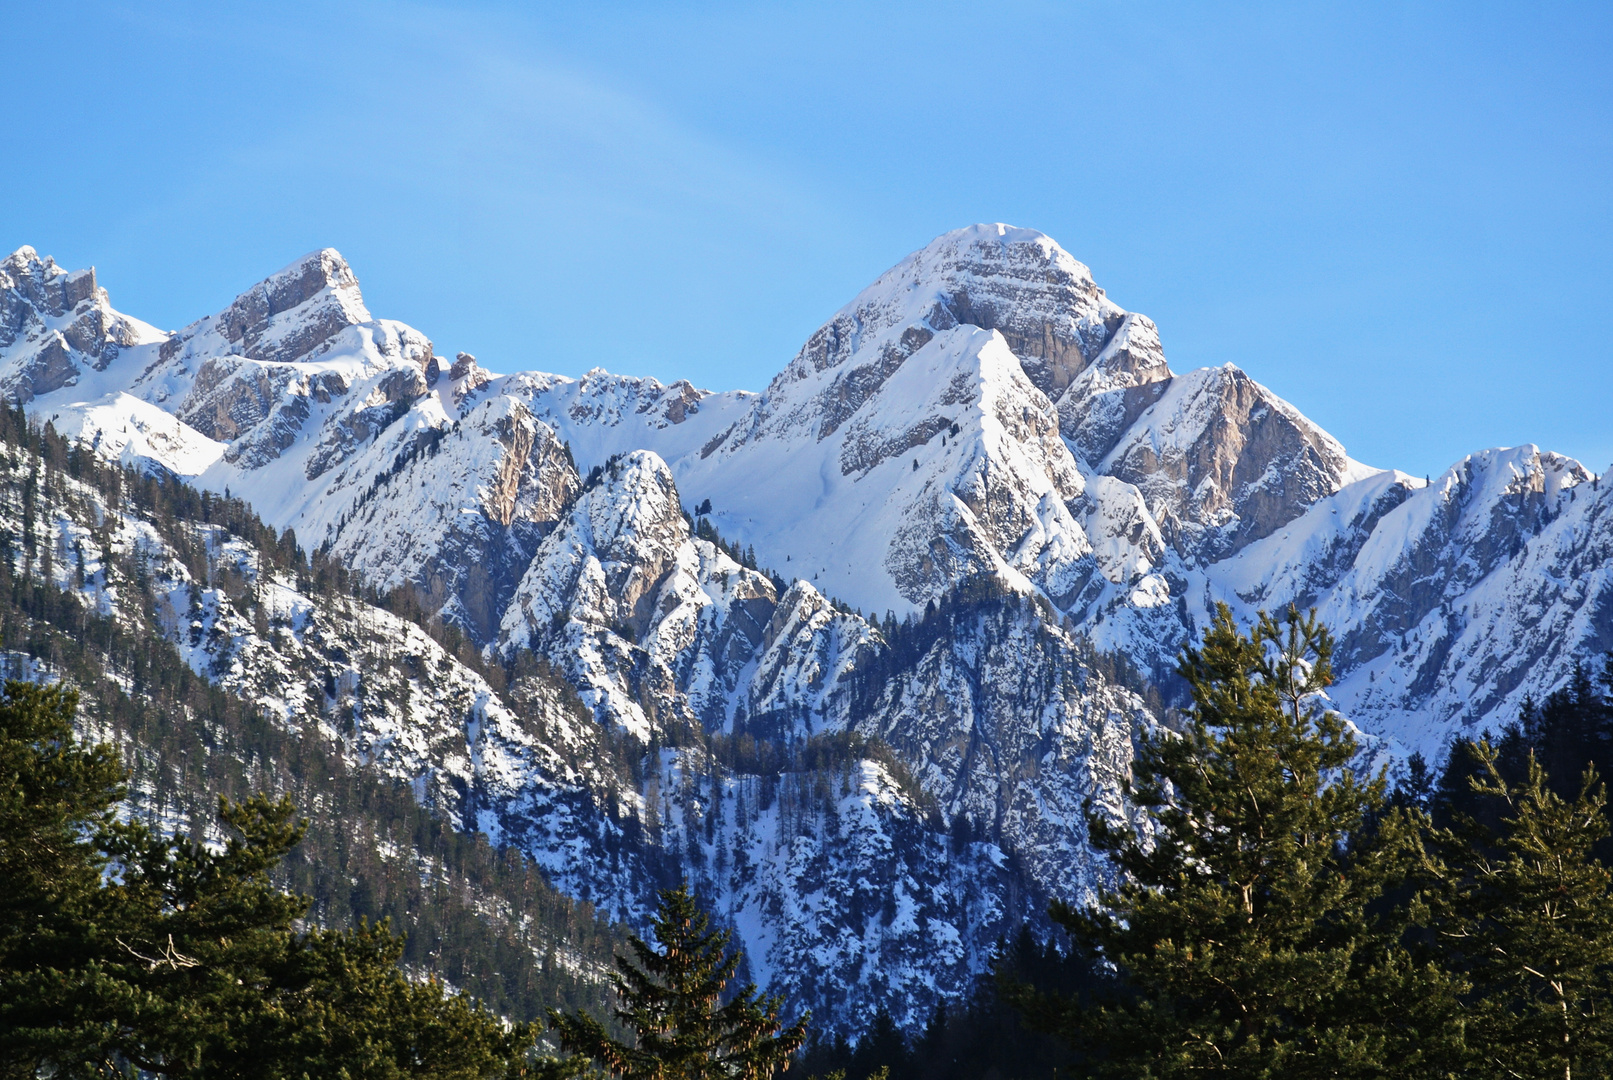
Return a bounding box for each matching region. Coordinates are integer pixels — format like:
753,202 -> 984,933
0,680 -> 532,1079
845,1008 -> 906,1079
1422,741 -> 1613,1079
0,680 -> 129,1074
550,884 -> 806,1079
1014,605 -> 1457,1078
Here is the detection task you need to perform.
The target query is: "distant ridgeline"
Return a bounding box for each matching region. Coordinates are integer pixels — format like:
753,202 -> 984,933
0,405 -> 624,1023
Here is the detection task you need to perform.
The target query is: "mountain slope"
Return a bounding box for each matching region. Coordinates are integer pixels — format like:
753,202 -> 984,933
0,397 -> 1134,1033
0,410 -> 623,1022
4,224 -> 1610,1033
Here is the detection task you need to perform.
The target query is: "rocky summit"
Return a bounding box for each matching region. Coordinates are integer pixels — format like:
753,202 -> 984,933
2,224 -> 1608,1031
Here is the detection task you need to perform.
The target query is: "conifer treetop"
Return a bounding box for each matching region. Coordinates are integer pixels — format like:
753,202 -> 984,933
1019,605 -> 1453,1077
1424,740 -> 1613,1075
551,883 -> 807,1079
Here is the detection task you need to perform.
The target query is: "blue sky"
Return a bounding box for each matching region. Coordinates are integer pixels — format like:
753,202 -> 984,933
5,1 -> 1609,479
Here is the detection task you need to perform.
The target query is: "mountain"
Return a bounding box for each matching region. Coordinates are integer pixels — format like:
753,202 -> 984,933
0,410 -> 624,1023
2,225 -> 1608,1033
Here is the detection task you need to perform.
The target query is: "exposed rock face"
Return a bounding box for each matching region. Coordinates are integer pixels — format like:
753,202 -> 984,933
326,397 -> 579,642
164,247 -> 377,367
0,247 -> 161,401
1099,363 -> 1359,562
450,351 -> 492,403
654,242 -> 1109,614
1057,312 -> 1172,465
6,226 -> 1612,1036
0,249 -> 578,646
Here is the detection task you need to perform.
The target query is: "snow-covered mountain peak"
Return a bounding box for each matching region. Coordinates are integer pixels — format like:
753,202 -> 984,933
1,245 -> 99,317
250,247 -> 370,324
163,246 -> 379,369
268,246 -> 363,296
3,244 -> 55,276
13,227 -> 1613,1036
777,223 -> 1124,403
851,223 -> 1104,320
4,244 -> 55,279
0,247 -> 166,404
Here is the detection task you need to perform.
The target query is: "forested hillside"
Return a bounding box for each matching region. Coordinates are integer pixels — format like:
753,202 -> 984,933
0,405 -> 624,1022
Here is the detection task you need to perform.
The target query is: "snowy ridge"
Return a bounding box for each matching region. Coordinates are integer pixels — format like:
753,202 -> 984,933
1211,447 -> 1608,758
4,224 -> 1611,1031
0,430 -> 1064,1031
486,367 -> 753,473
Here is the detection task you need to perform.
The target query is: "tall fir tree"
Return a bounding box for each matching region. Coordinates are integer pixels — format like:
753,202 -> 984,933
1422,740 -> 1613,1079
0,681 -> 129,1075
1014,606 -> 1459,1078
550,884 -> 806,1079
0,679 -> 532,1079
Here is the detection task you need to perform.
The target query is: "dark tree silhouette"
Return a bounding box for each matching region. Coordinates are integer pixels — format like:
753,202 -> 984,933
550,884 -> 806,1079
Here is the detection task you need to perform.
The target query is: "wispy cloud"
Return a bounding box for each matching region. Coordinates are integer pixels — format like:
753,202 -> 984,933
130,1 -> 833,256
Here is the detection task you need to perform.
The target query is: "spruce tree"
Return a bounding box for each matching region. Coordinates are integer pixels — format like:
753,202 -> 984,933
1422,741 -> 1613,1078
0,679 -> 531,1079
1015,606 -> 1457,1078
550,883 -> 806,1079
0,681 -> 129,1075
845,1008 -> 906,1080
1435,656 -> 1613,861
